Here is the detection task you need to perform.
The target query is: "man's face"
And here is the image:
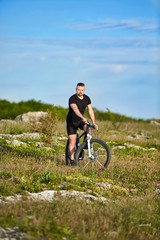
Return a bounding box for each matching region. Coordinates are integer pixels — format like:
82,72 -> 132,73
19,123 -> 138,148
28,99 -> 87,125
76,86 -> 85,97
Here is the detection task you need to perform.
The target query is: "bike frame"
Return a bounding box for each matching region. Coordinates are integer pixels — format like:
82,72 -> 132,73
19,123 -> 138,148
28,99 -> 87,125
76,122 -> 94,159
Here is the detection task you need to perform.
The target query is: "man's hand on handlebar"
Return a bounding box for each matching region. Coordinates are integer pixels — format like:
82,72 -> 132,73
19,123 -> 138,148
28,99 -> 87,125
82,117 -> 88,124
85,120 -> 98,130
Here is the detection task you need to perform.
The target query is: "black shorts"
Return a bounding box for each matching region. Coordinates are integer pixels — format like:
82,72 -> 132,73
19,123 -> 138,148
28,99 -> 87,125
66,121 -> 85,135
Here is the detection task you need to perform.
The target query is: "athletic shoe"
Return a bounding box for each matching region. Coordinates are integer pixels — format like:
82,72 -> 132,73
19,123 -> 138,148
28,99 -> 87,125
70,161 -> 76,166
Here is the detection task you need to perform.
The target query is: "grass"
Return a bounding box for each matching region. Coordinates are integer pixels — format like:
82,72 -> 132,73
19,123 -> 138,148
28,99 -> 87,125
0,118 -> 160,239
0,192 -> 159,239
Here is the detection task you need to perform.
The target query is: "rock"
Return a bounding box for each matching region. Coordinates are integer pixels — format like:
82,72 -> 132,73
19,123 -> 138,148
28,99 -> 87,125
124,143 -> 146,151
112,143 -> 156,151
0,132 -> 41,140
148,147 -> 156,151
96,182 -> 129,193
15,111 -> 48,123
112,146 -> 126,150
107,231 -> 118,237
0,119 -> 16,124
150,120 -> 160,126
35,142 -> 44,147
57,136 -> 68,140
29,190 -> 109,202
42,146 -> 54,151
1,190 -> 109,203
127,132 -> 149,140
135,133 -> 149,140
138,223 -> 151,227
6,139 -> 27,147
0,227 -> 28,239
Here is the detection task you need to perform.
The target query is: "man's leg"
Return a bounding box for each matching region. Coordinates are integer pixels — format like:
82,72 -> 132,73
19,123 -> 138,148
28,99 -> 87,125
69,134 -> 77,161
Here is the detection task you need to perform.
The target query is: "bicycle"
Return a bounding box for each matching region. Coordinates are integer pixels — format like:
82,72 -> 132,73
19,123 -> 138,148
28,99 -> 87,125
65,121 -> 111,171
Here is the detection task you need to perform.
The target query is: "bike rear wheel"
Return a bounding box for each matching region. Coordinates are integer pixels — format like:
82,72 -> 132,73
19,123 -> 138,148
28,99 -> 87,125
65,139 -> 70,165
65,137 -> 80,165
75,139 -> 111,171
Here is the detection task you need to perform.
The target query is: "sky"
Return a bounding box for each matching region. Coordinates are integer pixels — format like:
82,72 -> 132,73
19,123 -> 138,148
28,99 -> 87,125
0,0 -> 160,119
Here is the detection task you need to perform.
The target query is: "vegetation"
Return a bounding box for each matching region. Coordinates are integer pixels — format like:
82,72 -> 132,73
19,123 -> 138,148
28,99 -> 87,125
0,100 -> 160,239
0,99 -> 150,122
0,99 -> 68,121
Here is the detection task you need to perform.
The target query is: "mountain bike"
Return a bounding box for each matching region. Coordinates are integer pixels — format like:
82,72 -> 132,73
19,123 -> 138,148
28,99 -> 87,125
65,121 -> 111,171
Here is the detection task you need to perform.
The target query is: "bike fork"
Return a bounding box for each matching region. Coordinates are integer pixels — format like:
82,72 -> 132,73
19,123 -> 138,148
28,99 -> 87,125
87,134 -> 94,159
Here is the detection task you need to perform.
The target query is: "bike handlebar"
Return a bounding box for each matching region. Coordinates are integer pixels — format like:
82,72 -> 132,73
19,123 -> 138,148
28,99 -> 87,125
87,121 -> 96,129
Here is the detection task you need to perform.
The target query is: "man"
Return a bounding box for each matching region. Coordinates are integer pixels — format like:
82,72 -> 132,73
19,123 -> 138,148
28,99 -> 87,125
66,82 -> 98,165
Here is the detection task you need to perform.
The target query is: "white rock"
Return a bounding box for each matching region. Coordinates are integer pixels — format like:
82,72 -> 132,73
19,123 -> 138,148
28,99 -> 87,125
127,132 -> 149,140
0,119 -> 16,124
112,146 -> 126,150
42,146 -> 54,151
57,136 -> 68,140
11,140 -> 27,147
124,143 -> 146,151
139,223 -> 151,227
150,120 -> 160,126
15,111 -> 48,123
148,148 -> 156,151
107,231 -> 118,236
0,132 -> 41,140
96,182 -> 128,193
1,190 -> 109,203
135,133 -> 149,140
29,190 -> 108,202
35,142 -> 44,147
5,139 -> 27,147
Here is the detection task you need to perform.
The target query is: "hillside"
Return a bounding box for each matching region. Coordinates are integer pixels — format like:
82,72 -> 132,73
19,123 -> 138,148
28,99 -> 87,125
0,99 -> 148,123
0,101 -> 160,239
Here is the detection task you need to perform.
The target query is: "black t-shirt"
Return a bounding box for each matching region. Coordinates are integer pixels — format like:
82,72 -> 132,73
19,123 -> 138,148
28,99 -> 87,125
67,94 -> 91,127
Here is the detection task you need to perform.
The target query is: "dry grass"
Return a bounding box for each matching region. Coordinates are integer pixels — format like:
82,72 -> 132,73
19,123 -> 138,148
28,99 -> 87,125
0,192 -> 159,240
0,119 -> 160,239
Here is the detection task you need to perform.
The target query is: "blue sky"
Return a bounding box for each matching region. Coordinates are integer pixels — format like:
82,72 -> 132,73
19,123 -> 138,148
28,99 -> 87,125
0,0 -> 160,119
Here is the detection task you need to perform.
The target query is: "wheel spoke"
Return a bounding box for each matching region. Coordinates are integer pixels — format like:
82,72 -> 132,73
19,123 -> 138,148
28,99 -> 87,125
94,146 -> 102,153
96,160 -> 103,167
82,160 -> 90,169
96,154 -> 106,157
92,162 -> 94,169
76,139 -> 110,171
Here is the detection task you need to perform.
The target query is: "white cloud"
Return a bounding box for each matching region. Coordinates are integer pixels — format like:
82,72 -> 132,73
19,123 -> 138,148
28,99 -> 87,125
18,53 -> 32,58
72,57 -> 83,63
70,18 -> 160,33
39,56 -> 47,61
1,35 -> 159,50
107,64 -> 127,73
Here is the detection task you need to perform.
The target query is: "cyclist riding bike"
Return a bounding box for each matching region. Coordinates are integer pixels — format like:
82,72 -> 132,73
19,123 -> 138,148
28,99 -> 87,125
66,82 -> 98,166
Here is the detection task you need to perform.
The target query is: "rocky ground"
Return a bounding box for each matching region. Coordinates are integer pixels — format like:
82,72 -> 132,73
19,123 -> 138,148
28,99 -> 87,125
0,112 -> 160,240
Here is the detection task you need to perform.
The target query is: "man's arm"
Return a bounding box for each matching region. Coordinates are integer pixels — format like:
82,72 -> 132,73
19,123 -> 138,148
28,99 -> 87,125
87,104 -> 98,130
70,103 -> 87,123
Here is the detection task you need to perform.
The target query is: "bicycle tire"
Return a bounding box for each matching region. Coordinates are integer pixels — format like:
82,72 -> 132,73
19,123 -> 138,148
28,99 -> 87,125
75,139 -> 111,171
65,139 -> 70,165
65,137 -> 79,165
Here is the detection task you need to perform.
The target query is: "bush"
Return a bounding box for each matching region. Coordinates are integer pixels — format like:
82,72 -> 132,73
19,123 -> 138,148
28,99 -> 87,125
0,99 -> 68,121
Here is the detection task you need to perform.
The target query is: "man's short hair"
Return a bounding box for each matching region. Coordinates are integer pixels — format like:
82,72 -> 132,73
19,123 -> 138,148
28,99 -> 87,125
77,82 -> 85,87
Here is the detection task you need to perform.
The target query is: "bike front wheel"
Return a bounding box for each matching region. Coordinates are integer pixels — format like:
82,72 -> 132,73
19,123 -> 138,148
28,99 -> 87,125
75,139 -> 111,172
